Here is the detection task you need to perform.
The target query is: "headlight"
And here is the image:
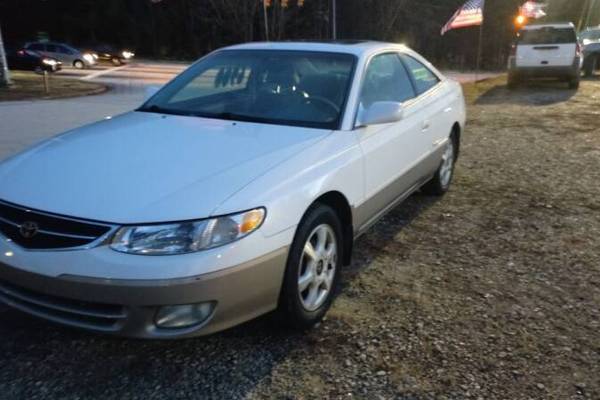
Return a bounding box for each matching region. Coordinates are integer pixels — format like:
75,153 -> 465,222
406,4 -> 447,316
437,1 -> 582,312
110,208 -> 265,255
42,58 -> 57,66
122,51 -> 134,59
83,53 -> 95,63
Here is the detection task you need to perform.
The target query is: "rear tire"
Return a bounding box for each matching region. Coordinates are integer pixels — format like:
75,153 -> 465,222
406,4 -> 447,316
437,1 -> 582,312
569,77 -> 580,90
507,74 -> 519,89
422,135 -> 457,196
584,56 -> 597,77
278,204 -> 343,330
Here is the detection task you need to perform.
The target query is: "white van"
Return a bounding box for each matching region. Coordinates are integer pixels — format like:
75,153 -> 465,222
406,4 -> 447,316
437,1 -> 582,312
508,23 -> 582,89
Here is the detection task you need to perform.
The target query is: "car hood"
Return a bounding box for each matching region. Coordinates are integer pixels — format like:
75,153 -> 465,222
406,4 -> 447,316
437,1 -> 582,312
0,112 -> 330,223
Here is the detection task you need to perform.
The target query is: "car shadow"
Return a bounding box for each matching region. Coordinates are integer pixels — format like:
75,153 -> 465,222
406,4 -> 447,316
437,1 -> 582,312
342,192 -> 440,281
475,80 -> 578,106
0,193 -> 439,399
0,305 -> 308,398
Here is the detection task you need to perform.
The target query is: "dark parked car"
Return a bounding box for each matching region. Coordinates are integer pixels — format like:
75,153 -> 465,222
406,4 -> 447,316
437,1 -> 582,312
579,26 -> 600,77
84,44 -> 135,65
6,49 -> 62,73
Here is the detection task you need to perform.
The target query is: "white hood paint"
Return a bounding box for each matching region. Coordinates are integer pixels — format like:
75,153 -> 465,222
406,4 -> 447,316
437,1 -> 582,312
0,112 -> 330,223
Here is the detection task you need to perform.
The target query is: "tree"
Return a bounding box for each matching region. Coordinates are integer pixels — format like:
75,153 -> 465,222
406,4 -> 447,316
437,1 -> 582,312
0,22 -> 10,88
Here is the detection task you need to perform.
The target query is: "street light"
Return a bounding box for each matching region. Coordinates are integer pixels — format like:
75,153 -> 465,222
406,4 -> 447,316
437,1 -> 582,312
515,14 -> 527,28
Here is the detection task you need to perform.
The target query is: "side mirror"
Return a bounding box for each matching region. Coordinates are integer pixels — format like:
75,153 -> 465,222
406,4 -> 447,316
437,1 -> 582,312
357,101 -> 404,127
144,85 -> 161,101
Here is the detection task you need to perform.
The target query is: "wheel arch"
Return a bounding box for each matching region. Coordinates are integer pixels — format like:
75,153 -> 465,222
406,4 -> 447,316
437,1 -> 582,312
311,191 -> 354,267
451,121 -> 461,158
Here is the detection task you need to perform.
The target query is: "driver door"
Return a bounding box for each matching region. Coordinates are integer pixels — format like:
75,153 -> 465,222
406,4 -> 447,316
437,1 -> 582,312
355,52 -> 428,229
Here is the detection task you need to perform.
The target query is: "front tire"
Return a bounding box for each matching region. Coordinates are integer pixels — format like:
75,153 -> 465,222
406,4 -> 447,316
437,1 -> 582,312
279,204 -> 343,330
111,57 -> 122,66
73,60 -> 85,69
422,135 -> 457,196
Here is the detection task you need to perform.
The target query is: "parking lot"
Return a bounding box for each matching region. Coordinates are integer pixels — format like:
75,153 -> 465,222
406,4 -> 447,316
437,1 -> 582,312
0,75 -> 599,399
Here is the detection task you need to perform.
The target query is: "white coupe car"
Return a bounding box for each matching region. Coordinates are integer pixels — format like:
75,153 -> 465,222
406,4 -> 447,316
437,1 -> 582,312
0,41 -> 466,338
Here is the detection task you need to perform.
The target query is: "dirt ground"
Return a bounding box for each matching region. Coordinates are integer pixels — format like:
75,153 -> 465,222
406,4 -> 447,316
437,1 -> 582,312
0,76 -> 598,400
248,77 -> 600,399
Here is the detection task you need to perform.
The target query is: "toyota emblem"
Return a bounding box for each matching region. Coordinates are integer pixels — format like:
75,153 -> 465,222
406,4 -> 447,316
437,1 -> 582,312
19,221 -> 39,239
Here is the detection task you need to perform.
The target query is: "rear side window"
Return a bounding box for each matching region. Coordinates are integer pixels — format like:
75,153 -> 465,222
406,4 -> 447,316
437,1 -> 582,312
46,44 -> 59,52
400,55 -> 440,95
518,27 -> 577,45
27,43 -> 45,51
580,30 -> 600,42
359,53 -> 416,108
57,46 -> 74,55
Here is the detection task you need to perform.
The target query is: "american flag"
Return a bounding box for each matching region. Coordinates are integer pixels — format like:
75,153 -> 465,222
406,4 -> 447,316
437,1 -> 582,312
441,0 -> 485,36
520,1 -> 547,19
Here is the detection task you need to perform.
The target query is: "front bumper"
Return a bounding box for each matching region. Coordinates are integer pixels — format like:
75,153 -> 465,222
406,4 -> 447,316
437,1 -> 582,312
0,247 -> 287,338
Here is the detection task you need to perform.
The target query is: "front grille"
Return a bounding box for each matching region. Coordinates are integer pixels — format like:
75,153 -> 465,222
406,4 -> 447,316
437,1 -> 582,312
0,200 -> 113,250
0,279 -> 127,331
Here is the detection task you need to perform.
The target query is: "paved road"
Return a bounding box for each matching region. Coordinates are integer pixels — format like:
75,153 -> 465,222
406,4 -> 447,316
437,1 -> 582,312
0,62 -> 186,160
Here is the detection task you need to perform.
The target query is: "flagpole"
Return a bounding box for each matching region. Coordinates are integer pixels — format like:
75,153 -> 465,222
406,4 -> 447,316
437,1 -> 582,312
475,23 -> 483,84
475,2 -> 485,85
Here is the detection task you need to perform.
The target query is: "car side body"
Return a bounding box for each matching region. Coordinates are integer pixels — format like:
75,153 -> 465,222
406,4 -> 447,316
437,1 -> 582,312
0,41 -> 466,338
6,49 -> 62,73
579,26 -> 600,77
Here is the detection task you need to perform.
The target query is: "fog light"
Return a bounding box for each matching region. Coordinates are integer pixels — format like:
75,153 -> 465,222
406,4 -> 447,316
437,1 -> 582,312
155,302 -> 216,329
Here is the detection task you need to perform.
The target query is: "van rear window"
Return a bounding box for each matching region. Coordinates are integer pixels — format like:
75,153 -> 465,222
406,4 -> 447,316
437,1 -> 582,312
518,27 -> 577,45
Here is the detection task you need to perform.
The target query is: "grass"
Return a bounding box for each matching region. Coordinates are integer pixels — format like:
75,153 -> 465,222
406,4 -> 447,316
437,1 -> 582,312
0,71 -> 107,101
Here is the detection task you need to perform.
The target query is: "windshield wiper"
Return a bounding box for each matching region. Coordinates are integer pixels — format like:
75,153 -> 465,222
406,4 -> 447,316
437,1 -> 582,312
138,104 -> 194,117
202,112 -> 264,124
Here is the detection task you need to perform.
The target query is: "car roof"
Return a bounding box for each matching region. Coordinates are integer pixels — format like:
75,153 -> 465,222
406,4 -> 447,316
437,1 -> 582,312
522,22 -> 576,30
222,41 -> 408,56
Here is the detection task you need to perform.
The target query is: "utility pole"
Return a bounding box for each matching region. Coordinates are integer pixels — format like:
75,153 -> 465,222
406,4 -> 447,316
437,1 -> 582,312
263,0 -> 270,41
584,0 -> 597,28
332,0 -> 337,40
0,23 -> 11,88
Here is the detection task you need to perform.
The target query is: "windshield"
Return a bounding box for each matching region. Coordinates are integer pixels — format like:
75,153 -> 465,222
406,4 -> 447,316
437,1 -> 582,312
579,30 -> 600,43
140,50 -> 356,129
518,27 -> 577,45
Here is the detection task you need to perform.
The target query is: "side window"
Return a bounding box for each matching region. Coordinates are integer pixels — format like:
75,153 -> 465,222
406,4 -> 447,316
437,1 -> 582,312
57,46 -> 72,54
400,55 -> 440,95
359,53 -> 415,108
28,43 -> 45,51
46,44 -> 59,53
169,65 -> 251,103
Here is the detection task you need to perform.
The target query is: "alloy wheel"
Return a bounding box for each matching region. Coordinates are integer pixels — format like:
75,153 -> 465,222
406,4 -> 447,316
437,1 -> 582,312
439,140 -> 455,188
298,224 -> 338,312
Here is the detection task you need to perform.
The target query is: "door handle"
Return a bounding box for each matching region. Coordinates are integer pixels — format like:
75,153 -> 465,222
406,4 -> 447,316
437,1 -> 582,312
444,107 -> 452,113
422,121 -> 431,132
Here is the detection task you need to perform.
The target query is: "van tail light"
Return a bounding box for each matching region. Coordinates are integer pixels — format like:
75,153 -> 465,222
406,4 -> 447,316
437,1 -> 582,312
576,43 -> 582,57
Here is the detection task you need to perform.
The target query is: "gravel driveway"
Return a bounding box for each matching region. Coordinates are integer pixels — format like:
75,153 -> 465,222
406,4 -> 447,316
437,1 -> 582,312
0,77 -> 599,399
